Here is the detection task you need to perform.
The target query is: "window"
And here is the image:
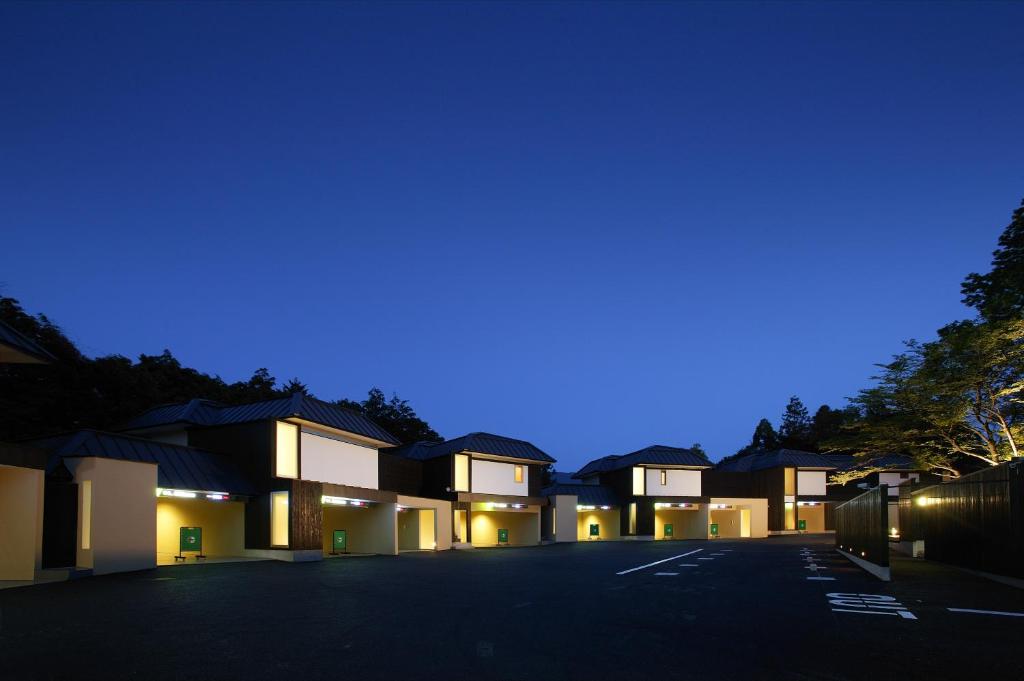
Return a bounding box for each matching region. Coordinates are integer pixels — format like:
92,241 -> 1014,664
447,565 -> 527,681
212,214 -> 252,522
552,508 -> 557,534
629,502 -> 637,534
632,467 -> 645,495
514,465 -> 524,483
454,454 -> 469,492
81,480 -> 92,550
784,467 -> 796,496
275,422 -> 298,479
271,491 -> 289,547
660,470 -> 667,486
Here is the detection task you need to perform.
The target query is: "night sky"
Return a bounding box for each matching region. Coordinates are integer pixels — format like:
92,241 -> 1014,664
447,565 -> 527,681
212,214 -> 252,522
2,2 -> 1022,470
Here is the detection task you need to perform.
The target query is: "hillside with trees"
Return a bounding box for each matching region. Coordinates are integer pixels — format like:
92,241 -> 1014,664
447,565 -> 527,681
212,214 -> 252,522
0,297 -> 440,444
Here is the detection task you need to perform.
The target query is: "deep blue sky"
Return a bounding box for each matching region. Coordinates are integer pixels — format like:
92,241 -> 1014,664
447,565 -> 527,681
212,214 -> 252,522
2,2 -> 1022,470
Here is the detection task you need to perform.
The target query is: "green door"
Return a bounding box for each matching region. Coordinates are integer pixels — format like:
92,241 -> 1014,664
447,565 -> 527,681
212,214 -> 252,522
179,526 -> 202,553
664,523 -> 673,538
589,523 -> 600,537
332,529 -> 347,552
798,519 -> 807,531
497,528 -> 509,544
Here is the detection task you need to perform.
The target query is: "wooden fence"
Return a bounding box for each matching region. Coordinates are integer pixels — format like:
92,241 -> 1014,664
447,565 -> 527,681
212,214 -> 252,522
899,460 -> 1024,578
835,484 -> 890,569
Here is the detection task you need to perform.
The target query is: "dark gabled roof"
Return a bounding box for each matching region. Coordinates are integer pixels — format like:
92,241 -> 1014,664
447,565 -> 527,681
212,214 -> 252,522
573,445 -> 712,479
32,430 -> 258,495
121,394 -> 400,446
0,319 -> 56,364
541,483 -> 619,507
825,453 -> 919,472
716,449 -> 836,473
387,432 -> 555,464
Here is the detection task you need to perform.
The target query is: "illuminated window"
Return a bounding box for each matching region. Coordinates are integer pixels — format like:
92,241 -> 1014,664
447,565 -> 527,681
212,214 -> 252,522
660,470 -> 667,486
629,502 -> 637,534
784,467 -> 796,496
784,501 -> 795,531
632,467 -> 645,495
275,422 -> 298,479
454,454 -> 469,492
271,491 -> 289,547
81,480 -> 92,550
514,465 -> 524,483
552,508 -> 557,534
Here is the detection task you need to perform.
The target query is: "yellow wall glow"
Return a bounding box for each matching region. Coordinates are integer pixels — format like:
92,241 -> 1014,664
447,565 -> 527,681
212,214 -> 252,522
577,509 -> 620,540
784,501 -> 795,530
784,468 -> 796,496
156,497 -> 245,563
654,507 -> 706,539
271,491 -> 289,547
454,454 -> 469,492
470,510 -> 539,547
275,422 -> 298,479
632,467 -> 645,495
0,465 -> 44,581
323,503 -> 397,554
798,504 -> 825,532
80,480 -> 92,550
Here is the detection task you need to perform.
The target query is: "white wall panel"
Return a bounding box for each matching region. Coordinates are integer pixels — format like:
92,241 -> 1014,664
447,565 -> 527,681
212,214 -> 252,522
645,468 -> 701,497
471,458 -> 528,496
796,470 -> 826,496
300,430 -> 378,490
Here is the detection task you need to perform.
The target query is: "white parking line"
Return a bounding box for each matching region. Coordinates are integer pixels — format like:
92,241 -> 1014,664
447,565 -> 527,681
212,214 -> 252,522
697,557 -> 715,561
678,563 -> 700,567
654,572 -> 679,576
947,608 -> 1024,617
616,549 -> 704,575
807,576 -> 836,581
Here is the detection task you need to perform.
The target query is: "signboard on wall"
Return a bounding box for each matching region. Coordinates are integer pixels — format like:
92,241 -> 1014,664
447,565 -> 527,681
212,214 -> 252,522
180,526 -> 202,553
798,519 -> 807,531
710,523 -> 719,537
589,523 -> 600,537
497,528 -> 509,544
664,523 -> 673,538
333,529 -> 347,553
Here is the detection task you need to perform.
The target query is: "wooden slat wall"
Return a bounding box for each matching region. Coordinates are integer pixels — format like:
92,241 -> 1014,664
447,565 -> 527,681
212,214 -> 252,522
835,485 -> 889,568
908,462 -> 1023,577
289,479 -> 323,551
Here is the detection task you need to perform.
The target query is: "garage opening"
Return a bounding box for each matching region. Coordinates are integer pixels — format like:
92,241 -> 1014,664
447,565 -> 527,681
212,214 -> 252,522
654,503 -> 705,539
156,491 -> 246,565
397,507 -> 436,551
709,504 -> 752,538
470,503 -> 539,547
576,506 -> 620,541
322,497 -> 394,555
797,502 -> 826,532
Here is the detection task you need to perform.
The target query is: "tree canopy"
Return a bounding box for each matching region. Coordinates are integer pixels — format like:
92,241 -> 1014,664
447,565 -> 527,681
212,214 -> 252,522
0,296 -> 439,445
837,197 -> 1024,477
962,198 -> 1024,321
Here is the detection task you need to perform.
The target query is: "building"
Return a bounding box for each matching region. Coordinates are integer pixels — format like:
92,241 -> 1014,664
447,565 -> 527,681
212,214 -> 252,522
0,319 -> 53,582
716,449 -> 836,533
117,394 -> 453,559
561,445 -> 768,540
33,430 -> 257,573
387,433 -> 554,547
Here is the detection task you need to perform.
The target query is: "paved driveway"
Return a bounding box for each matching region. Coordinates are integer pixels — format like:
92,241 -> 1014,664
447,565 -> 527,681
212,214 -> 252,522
1,535 -> 1021,680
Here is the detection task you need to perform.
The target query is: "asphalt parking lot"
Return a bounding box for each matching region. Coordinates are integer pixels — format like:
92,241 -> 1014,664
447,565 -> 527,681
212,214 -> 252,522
1,534 -> 1022,680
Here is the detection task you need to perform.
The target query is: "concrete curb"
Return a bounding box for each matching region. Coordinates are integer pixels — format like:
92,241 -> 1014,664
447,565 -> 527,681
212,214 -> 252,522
836,548 -> 891,581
